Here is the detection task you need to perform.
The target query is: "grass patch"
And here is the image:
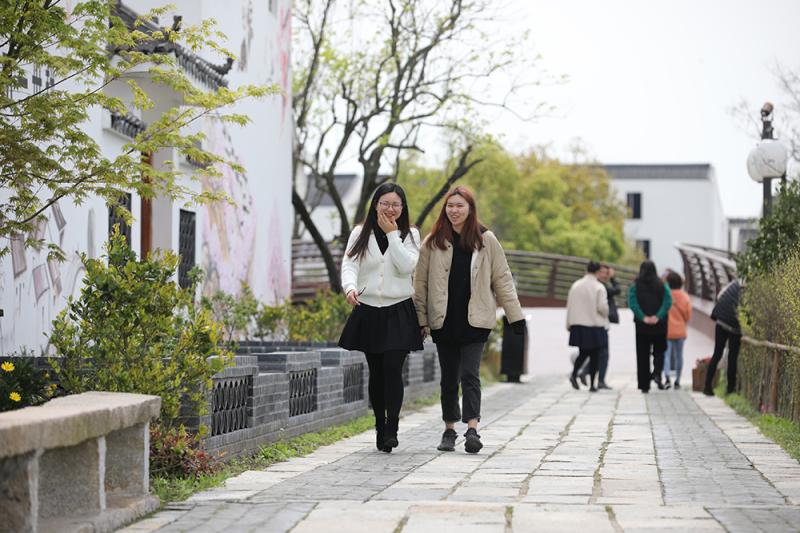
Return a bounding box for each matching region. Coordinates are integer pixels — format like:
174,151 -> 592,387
714,378 -> 800,462
151,392 -> 440,504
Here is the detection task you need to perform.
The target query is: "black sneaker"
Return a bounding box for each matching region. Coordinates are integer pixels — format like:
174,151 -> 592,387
437,429 -> 457,452
674,382 -> 681,390
570,376 -> 580,390
598,383 -> 612,390
464,428 -> 483,454
578,373 -> 588,387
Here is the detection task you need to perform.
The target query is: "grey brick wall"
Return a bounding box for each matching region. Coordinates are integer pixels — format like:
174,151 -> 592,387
202,343 -> 440,460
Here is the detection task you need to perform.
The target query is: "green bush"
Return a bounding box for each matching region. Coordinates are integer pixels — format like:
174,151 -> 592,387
49,229 -> 231,424
737,180 -> 800,279
150,424 -> 220,479
0,351 -> 57,411
287,289 -> 351,343
201,284 -> 260,345
737,247 -> 800,422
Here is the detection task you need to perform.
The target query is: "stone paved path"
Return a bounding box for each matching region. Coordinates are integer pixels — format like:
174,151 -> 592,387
123,374 -> 800,533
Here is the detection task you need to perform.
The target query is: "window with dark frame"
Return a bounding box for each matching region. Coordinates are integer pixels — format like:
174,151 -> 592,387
626,192 -> 642,219
636,239 -> 651,259
178,209 -> 196,289
108,192 -> 132,247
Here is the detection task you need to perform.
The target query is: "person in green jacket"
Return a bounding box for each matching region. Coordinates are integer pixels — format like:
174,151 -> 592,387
628,260 -> 672,393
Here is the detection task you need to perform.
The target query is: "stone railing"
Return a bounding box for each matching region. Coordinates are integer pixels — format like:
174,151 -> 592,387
0,392 -> 161,533
186,343 -> 441,459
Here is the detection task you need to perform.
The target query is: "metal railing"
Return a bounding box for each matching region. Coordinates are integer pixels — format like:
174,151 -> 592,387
675,242 -> 736,302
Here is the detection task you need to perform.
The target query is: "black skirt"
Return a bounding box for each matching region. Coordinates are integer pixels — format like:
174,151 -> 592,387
569,325 -> 608,350
338,298 -> 424,354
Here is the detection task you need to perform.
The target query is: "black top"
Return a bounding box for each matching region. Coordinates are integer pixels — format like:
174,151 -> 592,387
711,280 -> 741,333
606,278 -> 620,324
431,232 -> 491,345
373,227 -> 388,255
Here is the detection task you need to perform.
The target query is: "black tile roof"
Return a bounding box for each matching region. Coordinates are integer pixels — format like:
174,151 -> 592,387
602,164 -> 712,180
112,1 -> 232,90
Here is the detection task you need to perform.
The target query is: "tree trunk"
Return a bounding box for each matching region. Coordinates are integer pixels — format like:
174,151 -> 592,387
292,187 -> 342,293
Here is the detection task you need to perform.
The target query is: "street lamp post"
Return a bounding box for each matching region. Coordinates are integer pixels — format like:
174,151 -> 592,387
746,102 -> 789,217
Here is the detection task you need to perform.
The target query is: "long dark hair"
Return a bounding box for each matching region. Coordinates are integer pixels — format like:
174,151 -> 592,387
635,260 -> 662,292
347,182 -> 413,260
427,185 -> 486,251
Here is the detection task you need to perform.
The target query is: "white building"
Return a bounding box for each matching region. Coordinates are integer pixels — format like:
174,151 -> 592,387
0,0 -> 293,356
604,164 -> 727,273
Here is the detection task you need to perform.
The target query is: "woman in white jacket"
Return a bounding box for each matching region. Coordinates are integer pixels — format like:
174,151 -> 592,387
338,183 -> 422,453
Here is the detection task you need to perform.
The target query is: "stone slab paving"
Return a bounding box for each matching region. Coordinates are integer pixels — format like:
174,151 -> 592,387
122,374 -> 800,533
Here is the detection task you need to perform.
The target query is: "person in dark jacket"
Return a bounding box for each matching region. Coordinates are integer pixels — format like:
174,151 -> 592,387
628,260 -> 672,393
703,280 -> 742,396
578,263 -> 619,389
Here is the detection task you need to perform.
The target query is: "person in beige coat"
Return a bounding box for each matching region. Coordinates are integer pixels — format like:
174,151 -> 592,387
566,262 -> 609,392
413,186 -> 525,454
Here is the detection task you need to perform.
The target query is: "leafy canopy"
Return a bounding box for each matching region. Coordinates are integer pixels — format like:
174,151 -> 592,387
0,0 -> 277,260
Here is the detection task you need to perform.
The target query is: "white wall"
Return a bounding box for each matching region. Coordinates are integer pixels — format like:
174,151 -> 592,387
612,175 -> 727,273
0,0 -> 293,355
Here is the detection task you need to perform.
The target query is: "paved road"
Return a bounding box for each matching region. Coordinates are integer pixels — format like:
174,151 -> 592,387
123,373 -> 800,532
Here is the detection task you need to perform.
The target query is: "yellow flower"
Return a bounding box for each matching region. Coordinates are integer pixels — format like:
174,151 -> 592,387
1,361 -> 14,372
9,392 -> 21,402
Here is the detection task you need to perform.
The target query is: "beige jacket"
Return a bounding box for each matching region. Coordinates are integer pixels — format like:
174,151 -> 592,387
413,230 -> 524,330
565,274 -> 609,330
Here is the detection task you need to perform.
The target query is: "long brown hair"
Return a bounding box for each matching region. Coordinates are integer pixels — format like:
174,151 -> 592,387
347,182 -> 414,260
427,186 -> 485,251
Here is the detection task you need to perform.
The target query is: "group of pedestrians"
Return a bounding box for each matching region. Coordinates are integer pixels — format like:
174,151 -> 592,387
338,183 -> 525,455
567,259 -> 694,394
567,256 -> 742,396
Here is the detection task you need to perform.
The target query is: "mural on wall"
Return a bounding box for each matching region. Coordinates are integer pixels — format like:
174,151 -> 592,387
264,0 -> 291,129
1,202 -> 89,356
200,121 -> 258,296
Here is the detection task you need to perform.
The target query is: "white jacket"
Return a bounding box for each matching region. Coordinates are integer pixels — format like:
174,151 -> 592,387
566,274 -> 609,329
341,225 -> 421,307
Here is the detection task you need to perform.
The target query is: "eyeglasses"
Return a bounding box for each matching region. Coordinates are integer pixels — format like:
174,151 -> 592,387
378,201 -> 403,209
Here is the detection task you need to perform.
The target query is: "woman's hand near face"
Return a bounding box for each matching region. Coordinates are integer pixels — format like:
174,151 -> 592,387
377,211 -> 398,233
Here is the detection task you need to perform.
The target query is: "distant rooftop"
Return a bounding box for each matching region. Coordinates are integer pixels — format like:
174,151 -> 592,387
306,174 -> 359,207
603,164 -> 712,180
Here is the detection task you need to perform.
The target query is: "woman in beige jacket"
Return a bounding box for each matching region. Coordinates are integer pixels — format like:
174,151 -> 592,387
565,262 -> 609,392
413,186 -> 525,454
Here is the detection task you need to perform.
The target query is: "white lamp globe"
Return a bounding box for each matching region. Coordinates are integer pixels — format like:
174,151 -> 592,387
747,139 -> 789,183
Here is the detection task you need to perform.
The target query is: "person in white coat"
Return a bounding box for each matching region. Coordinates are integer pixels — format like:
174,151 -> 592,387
338,183 -> 422,453
566,261 -> 609,392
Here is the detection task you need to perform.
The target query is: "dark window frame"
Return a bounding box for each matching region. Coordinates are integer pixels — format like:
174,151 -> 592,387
178,209 -> 196,289
627,192 -> 642,219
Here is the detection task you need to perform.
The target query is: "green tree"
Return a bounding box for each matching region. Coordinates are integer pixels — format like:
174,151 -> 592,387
292,0 -> 550,290
0,0 -> 276,259
400,141 -> 630,262
737,180 -> 800,279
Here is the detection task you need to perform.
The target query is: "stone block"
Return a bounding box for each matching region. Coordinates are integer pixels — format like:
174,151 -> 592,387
0,452 -> 37,533
38,436 -> 104,519
106,423 -> 148,496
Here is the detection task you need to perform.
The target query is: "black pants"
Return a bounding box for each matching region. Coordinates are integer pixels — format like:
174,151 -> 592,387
579,343 -> 609,384
365,351 -> 408,422
573,347 -> 599,387
635,325 -> 666,391
705,325 -> 741,394
437,342 -> 483,423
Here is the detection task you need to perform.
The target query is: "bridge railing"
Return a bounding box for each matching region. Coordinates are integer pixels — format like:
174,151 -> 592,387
292,239 -> 637,307
675,242 -> 737,302
504,250 -> 637,307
